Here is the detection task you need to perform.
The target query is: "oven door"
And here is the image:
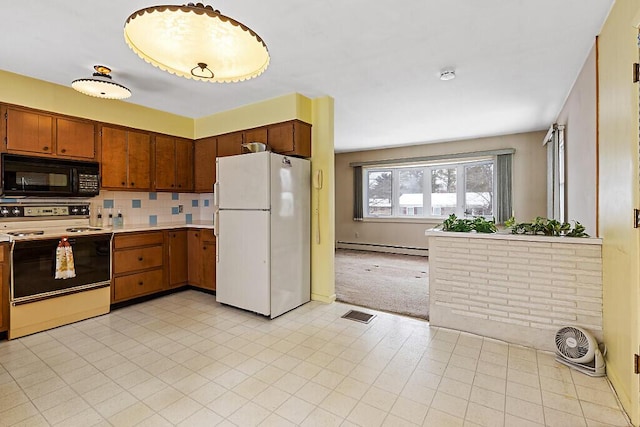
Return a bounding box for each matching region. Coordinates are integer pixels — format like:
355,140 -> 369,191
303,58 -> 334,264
11,234 -> 111,304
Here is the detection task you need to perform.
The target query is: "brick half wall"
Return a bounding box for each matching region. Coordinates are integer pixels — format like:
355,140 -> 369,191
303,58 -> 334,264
427,232 -> 602,351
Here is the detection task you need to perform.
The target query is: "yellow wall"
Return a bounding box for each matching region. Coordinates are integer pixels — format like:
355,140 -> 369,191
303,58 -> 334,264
0,69 -> 193,138
310,97 -> 336,303
194,93 -> 313,138
598,0 -> 640,424
335,131 -> 547,250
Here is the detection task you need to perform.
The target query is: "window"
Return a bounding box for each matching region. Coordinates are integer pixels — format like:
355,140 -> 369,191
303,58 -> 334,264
545,124 -> 565,221
363,159 -> 495,219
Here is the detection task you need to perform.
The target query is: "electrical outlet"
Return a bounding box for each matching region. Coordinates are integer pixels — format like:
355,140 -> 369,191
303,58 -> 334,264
179,205 -> 184,213
355,232 -> 360,238
635,208 -> 640,228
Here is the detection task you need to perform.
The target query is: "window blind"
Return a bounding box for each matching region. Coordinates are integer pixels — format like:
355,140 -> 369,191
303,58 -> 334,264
496,153 -> 513,223
353,166 -> 363,221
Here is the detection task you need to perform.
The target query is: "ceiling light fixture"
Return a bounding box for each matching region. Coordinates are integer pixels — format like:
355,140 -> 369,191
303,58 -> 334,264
124,2 -> 270,83
440,70 -> 456,81
71,65 -> 132,99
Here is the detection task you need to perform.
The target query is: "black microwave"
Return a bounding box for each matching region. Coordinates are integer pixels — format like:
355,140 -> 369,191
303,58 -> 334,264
1,154 -> 100,197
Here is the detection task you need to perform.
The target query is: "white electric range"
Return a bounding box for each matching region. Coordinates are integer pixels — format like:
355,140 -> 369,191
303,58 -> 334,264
0,203 -> 112,339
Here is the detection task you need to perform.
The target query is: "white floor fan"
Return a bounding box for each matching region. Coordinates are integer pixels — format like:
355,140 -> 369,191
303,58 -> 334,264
555,326 -> 606,377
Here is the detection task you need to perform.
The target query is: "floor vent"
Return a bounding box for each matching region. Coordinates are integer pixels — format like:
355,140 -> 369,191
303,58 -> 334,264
341,310 -> 376,324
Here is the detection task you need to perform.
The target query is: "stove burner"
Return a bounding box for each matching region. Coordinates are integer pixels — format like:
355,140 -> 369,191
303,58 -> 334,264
7,230 -> 45,236
65,227 -> 102,233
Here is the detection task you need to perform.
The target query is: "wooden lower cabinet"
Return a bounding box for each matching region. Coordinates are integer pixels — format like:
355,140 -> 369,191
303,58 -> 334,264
112,231 -> 165,303
188,229 -> 216,291
0,244 -> 9,333
113,269 -> 164,301
167,229 -> 188,288
111,228 -> 215,304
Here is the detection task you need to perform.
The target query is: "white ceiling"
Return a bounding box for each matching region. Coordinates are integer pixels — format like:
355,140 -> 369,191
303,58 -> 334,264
0,1 -> 613,153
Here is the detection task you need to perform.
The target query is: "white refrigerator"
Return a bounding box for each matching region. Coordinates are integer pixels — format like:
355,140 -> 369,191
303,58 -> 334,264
214,151 -> 311,318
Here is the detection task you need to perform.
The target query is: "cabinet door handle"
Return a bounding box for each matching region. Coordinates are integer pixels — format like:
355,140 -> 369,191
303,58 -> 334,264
138,257 -> 143,261
203,246 -> 206,250
60,148 -> 66,153
43,146 -> 49,151
121,182 -> 126,186
138,281 -> 144,286
131,182 -> 135,186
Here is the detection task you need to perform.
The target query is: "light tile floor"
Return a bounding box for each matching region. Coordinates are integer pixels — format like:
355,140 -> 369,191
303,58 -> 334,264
0,290 -> 631,426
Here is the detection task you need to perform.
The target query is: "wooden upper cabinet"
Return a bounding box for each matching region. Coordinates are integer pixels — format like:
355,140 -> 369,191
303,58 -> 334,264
5,107 -> 53,155
242,127 -> 268,153
55,118 -> 96,159
216,131 -> 243,157
154,135 -> 176,191
100,126 -> 128,189
267,120 -> 312,158
127,130 -> 152,190
100,126 -> 152,191
4,106 -> 96,159
194,137 -> 217,193
155,135 -> 193,191
175,138 -> 193,191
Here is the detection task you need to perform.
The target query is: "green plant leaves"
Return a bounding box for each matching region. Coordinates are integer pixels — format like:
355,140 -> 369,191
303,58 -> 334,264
439,214 -> 497,233
506,216 -> 589,237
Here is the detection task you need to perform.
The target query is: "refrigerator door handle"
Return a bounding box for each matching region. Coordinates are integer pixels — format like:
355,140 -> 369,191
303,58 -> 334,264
213,182 -> 220,210
214,210 -> 219,238
215,232 -> 219,263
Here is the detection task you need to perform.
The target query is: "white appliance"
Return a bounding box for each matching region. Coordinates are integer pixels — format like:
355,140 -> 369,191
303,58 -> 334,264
214,152 -> 310,318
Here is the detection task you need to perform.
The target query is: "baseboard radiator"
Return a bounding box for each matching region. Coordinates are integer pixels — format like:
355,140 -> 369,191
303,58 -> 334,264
336,241 -> 428,257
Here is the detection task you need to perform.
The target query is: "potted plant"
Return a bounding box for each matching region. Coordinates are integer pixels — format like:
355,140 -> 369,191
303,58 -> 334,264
437,214 -> 498,233
504,216 -> 589,237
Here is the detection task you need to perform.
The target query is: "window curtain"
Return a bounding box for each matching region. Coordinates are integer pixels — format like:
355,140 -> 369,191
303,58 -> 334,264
353,166 -> 363,221
496,154 -> 512,223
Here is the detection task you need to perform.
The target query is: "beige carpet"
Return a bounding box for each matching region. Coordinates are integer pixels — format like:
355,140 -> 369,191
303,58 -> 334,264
335,248 -> 430,320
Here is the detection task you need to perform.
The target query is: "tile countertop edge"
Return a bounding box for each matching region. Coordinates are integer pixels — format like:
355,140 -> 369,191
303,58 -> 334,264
110,221 -> 215,234
424,229 -> 602,245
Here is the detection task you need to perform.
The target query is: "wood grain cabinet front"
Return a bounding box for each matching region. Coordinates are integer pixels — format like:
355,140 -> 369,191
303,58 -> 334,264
267,120 -> 311,158
100,126 -> 152,191
194,137 -> 217,193
216,131 -> 243,157
155,135 -> 194,192
112,231 -> 165,303
167,229 -> 188,288
113,269 -> 164,301
188,229 -> 216,291
3,106 -> 97,160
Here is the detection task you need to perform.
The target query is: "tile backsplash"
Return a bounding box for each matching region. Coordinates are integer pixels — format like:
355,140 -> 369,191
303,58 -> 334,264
89,191 -> 214,226
0,191 -> 215,227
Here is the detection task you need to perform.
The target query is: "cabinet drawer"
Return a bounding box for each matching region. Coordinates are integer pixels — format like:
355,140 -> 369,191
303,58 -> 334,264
114,245 -> 163,274
114,232 -> 164,249
113,269 -> 164,301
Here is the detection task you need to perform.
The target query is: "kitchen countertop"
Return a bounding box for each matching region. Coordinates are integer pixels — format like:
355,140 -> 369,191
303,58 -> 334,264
0,221 -> 215,243
109,220 -> 215,234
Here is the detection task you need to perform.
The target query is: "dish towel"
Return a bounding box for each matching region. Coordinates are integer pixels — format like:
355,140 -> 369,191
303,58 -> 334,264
55,237 -> 76,279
